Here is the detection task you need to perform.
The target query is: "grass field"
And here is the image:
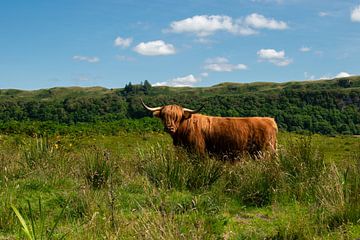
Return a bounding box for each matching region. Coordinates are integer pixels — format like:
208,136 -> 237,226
0,131 -> 359,239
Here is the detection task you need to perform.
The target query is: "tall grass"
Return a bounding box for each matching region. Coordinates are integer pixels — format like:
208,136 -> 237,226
315,153 -> 360,229
1,132 -> 359,239
11,199 -> 68,239
138,144 -> 223,191
278,135 -> 326,202
224,157 -> 282,206
83,147 -> 112,189
21,136 -> 55,169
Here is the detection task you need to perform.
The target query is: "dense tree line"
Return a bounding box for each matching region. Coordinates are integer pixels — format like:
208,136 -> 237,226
0,78 -> 359,135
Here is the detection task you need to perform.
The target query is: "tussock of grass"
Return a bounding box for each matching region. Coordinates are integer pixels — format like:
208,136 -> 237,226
138,144 -> 223,191
83,147 -> 112,189
224,157 -> 282,207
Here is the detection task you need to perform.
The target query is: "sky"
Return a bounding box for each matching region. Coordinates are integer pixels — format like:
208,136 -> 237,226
1,0 -> 360,90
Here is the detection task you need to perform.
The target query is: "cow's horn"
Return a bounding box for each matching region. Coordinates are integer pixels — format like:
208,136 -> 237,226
183,105 -> 204,114
140,99 -> 163,112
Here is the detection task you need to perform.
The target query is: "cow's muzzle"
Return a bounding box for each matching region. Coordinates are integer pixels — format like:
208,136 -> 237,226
165,126 -> 176,134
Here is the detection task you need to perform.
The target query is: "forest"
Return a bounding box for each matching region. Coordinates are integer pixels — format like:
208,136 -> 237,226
0,77 -> 359,135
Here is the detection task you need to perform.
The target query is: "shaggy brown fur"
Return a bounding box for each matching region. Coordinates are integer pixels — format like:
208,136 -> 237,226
152,104 -> 278,159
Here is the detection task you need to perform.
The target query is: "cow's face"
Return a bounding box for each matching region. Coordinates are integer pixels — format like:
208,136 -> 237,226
141,99 -> 203,135
153,105 -> 191,134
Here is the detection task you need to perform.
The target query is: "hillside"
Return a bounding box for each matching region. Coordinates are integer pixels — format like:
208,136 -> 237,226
0,76 -> 359,135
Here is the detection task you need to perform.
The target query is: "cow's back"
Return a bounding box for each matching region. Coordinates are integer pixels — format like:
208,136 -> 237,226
175,114 -> 278,157
199,115 -> 277,156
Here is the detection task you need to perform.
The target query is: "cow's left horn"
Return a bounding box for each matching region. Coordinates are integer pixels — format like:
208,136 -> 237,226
140,99 -> 163,112
183,105 -> 204,114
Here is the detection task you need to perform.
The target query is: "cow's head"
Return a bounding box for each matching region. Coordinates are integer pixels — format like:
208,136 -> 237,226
141,99 -> 203,134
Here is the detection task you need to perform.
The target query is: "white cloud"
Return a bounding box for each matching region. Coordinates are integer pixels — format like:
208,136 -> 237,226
320,72 -> 353,80
257,49 -> 292,66
257,49 -> 284,59
204,57 -> 247,72
73,55 -> 100,63
335,72 -> 352,78
351,5 -> 360,22
319,11 -> 330,17
133,40 -> 176,56
153,74 -> 200,87
152,81 -> 168,87
244,13 -> 288,30
114,36 -> 132,48
171,74 -> 199,86
168,15 -> 235,37
300,46 -> 311,52
167,14 -> 287,37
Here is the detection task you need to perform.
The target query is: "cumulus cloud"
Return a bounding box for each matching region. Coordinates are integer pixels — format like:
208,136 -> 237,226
299,46 -> 311,52
244,13 -> 288,30
133,40 -> 176,56
169,15 -> 234,37
257,49 -> 292,66
335,72 -> 352,78
204,57 -> 247,72
351,5 -> 360,22
153,74 -> 200,87
114,36 -> 132,48
167,14 -> 287,37
73,55 -> 100,63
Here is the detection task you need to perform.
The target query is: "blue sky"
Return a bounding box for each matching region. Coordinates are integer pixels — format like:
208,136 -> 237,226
1,0 -> 360,90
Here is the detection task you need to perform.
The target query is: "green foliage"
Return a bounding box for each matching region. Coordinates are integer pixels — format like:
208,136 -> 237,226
0,77 -> 359,135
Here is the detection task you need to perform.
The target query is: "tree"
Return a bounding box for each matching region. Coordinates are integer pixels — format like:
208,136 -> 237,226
143,80 -> 152,94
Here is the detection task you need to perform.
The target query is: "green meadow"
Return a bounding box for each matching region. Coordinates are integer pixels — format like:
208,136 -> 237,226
0,131 -> 359,239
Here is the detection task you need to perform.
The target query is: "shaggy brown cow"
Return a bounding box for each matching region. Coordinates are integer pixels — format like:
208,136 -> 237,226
141,100 -> 278,159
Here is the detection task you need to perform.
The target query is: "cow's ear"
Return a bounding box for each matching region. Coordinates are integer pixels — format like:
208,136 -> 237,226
183,111 -> 192,119
153,110 -> 161,118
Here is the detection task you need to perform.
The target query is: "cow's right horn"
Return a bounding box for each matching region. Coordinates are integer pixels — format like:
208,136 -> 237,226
183,105 -> 204,114
140,99 -> 163,112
